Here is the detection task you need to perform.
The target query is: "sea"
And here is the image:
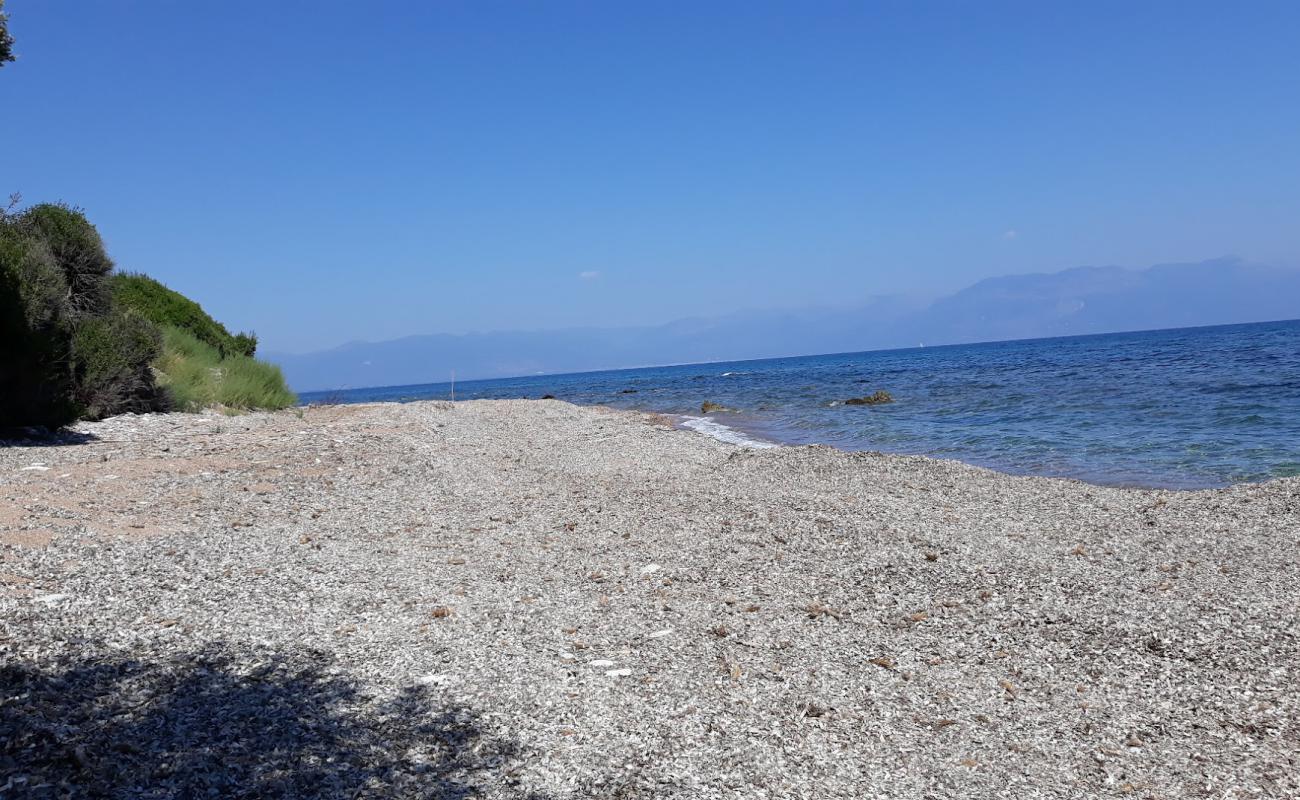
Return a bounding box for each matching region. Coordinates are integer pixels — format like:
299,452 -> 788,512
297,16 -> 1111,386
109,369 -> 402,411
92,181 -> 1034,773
298,319 -> 1300,490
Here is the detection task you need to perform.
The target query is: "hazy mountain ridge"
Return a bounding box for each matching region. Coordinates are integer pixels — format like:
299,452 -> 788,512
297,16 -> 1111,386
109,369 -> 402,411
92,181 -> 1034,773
269,259 -> 1300,391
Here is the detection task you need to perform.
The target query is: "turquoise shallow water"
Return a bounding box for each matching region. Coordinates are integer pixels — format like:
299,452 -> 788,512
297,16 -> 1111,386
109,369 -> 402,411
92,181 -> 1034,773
300,319 -> 1300,489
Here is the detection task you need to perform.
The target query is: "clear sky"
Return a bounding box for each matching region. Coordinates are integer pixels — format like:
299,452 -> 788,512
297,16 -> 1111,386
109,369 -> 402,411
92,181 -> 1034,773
3,1 -> 1299,353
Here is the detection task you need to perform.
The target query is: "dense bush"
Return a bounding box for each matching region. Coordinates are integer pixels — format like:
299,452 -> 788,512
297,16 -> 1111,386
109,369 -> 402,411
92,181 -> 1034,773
71,308 -> 166,419
231,331 -> 258,358
20,203 -> 115,318
112,272 -> 258,357
0,223 -> 80,428
1,202 -> 293,429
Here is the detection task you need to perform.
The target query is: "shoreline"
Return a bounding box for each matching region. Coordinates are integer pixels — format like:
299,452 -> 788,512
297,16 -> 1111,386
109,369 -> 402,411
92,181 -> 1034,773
3,397 -> 1285,492
287,318 -> 1300,493
620,407 -> 1283,493
294,395 -> 1294,493
2,399 -> 1297,797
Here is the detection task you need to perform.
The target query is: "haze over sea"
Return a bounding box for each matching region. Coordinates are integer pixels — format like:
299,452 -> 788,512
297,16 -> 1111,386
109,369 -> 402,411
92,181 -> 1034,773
301,319 -> 1300,490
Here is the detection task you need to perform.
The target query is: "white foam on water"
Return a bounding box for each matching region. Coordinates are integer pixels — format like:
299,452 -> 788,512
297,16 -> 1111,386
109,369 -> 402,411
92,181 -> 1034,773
680,416 -> 778,449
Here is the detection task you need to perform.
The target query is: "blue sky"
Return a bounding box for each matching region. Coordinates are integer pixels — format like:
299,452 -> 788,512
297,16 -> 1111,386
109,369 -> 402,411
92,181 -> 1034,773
3,1 -> 1299,352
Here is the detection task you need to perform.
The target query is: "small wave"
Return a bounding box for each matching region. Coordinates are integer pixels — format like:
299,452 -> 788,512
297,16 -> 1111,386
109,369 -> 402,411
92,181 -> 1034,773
680,416 -> 778,449
721,371 -> 749,377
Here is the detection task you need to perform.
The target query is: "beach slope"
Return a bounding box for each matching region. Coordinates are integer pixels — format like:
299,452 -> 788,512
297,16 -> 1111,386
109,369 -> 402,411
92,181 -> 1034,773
2,400 -> 1297,797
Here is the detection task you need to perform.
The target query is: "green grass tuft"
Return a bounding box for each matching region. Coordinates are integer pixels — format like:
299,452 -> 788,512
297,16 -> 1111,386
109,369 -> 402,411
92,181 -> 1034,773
156,327 -> 296,412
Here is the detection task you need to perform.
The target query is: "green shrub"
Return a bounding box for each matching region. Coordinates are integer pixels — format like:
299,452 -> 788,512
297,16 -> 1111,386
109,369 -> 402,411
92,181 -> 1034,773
0,224 -> 79,429
112,272 -> 257,357
231,331 -> 258,358
156,327 -> 296,412
1,205 -> 168,428
18,203 -> 114,318
0,222 -> 66,328
71,309 -> 167,419
2,201 -> 288,427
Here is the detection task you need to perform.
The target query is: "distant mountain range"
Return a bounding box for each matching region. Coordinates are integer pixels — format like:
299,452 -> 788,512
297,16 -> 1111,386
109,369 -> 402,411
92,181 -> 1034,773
268,258 -> 1300,391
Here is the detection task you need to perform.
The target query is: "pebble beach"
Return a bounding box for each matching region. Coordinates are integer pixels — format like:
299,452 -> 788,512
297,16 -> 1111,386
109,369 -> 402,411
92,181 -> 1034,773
2,399 -> 1298,798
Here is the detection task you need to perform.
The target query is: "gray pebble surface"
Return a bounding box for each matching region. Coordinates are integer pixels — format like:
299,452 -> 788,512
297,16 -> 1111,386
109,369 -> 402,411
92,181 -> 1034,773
1,399 -> 1297,798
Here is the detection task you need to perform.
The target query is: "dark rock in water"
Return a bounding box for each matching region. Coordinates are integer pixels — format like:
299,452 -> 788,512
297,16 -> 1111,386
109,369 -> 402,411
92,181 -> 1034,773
541,394 -> 556,400
620,389 -> 638,394
701,401 -> 737,414
844,391 -> 893,406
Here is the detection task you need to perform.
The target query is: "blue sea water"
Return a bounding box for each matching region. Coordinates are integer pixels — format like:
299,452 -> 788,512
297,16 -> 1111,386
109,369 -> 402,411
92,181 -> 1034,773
299,319 -> 1300,489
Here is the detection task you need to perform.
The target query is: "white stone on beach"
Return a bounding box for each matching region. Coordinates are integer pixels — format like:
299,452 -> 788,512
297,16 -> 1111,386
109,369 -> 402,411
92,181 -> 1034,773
589,659 -> 615,667
33,594 -> 68,605
20,464 -> 50,471
639,564 -> 661,575
647,629 -> 673,638
605,668 -> 632,677
416,673 -> 451,685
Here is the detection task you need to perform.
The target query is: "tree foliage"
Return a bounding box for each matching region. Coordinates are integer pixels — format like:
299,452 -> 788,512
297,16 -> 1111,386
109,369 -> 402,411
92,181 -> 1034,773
0,0 -> 15,69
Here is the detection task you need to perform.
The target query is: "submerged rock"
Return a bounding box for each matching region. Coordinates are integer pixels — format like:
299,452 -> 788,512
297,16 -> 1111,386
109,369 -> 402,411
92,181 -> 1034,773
844,391 -> 893,406
701,401 -> 737,414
